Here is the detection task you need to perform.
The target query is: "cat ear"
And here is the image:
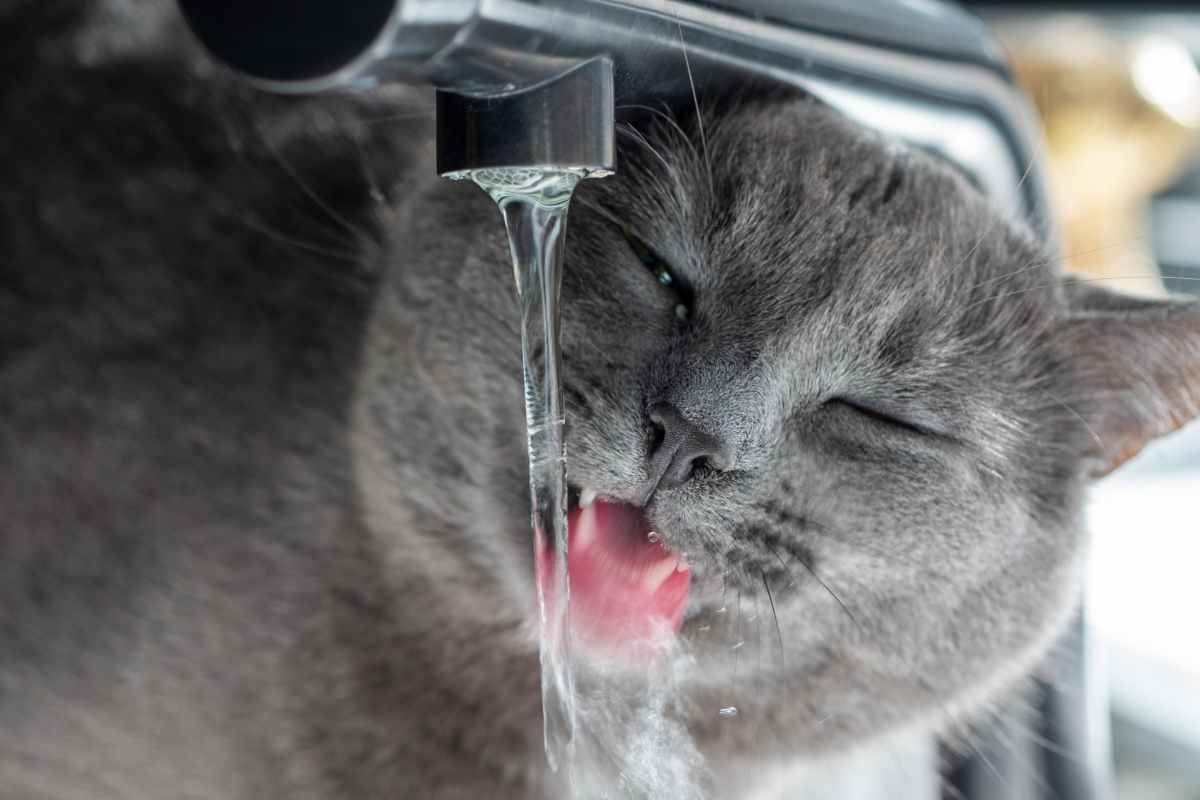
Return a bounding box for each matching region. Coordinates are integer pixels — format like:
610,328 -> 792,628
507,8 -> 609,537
1056,276 -> 1200,478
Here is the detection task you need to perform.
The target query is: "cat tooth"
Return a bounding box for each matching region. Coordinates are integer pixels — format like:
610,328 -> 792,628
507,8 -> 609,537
573,502 -> 598,551
579,488 -> 597,508
641,557 -> 680,592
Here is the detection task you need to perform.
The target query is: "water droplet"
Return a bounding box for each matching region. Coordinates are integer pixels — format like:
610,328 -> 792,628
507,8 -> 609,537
647,531 -> 660,543
697,625 -> 711,632
719,706 -> 739,718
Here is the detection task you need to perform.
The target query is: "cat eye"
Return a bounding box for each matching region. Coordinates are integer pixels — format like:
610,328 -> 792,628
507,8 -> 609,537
829,397 -> 942,438
621,227 -> 691,321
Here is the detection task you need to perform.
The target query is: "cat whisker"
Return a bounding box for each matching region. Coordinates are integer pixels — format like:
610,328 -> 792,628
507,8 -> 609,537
255,122 -> 372,247
239,216 -> 366,267
1089,273 -> 1200,283
940,777 -> 969,800
972,236 -> 1144,291
956,729 -> 1011,790
965,274 -> 1200,313
672,19 -> 715,200
954,153 -> 1039,273
761,571 -> 785,668
1022,725 -> 1085,763
615,103 -> 704,177
350,130 -> 388,209
1036,387 -> 1104,451
615,123 -> 673,175
981,721 -> 1054,797
968,686 -> 1087,765
214,111 -> 367,255
732,589 -> 743,695
941,690 -> 1066,796
759,597 -> 768,663
767,542 -> 864,637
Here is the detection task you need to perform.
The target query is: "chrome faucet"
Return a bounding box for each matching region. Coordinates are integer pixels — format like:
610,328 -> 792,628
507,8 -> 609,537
176,0 -> 1048,224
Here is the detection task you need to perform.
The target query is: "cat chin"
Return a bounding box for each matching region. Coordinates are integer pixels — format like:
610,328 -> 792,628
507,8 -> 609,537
677,547 -> 1089,762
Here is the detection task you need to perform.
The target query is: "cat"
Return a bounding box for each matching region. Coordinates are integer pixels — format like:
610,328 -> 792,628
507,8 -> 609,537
2,3 -> 1198,798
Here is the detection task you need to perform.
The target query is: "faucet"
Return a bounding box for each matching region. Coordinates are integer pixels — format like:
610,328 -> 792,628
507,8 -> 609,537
174,3 -> 1097,798
176,0 -> 1048,224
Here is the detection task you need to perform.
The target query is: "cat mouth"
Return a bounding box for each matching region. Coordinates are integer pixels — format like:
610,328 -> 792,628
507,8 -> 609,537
535,488 -> 691,660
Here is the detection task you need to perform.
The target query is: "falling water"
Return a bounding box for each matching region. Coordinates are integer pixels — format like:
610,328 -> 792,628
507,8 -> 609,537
448,166 -> 605,787
452,166 -> 716,799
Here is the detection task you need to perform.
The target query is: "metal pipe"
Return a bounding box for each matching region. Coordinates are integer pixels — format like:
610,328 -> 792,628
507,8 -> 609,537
176,0 -> 1049,223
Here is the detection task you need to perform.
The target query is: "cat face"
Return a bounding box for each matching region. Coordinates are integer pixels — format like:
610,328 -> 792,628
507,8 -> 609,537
557,96 -> 1081,753
355,94 -> 1199,761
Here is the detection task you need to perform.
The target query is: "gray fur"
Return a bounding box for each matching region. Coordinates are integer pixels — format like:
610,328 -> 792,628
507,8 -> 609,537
3,4 -> 1199,798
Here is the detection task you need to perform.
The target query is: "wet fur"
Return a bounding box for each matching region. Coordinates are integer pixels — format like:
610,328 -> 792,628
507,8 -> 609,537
3,4 -> 1199,798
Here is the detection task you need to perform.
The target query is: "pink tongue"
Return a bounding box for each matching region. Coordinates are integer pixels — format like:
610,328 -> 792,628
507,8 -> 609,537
537,500 -> 691,657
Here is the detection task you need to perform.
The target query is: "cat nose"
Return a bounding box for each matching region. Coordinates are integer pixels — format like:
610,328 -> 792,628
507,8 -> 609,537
645,401 -> 730,495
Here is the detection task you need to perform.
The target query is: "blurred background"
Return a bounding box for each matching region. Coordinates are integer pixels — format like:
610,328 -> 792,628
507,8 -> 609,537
967,3 -> 1200,798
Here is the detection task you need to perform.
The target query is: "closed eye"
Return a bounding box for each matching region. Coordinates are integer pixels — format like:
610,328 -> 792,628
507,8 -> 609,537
828,397 -> 940,438
620,227 -> 692,320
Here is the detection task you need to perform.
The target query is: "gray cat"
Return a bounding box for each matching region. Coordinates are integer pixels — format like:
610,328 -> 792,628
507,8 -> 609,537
2,3 -> 1198,799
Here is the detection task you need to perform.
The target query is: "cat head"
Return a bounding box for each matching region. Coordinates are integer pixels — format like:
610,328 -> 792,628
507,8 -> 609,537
355,92 -> 1200,759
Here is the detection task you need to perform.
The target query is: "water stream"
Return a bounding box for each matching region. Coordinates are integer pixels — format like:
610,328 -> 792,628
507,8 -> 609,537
453,166 -> 710,799
449,166 -> 602,788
